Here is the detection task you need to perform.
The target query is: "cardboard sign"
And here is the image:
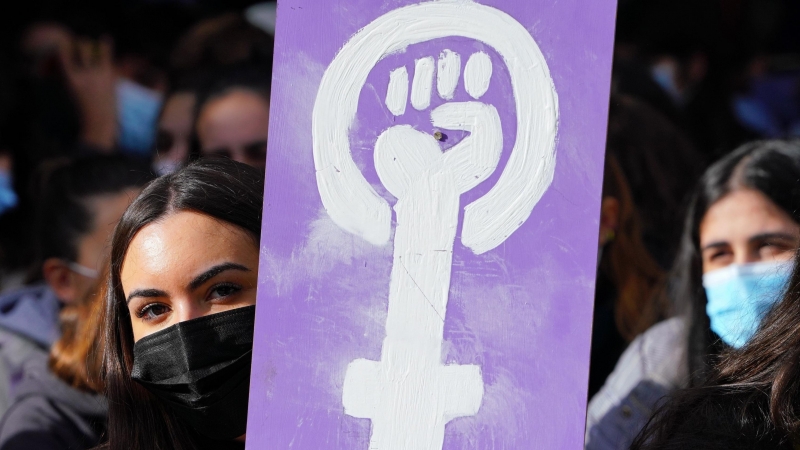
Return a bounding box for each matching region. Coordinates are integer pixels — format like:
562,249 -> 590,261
249,0 -> 617,448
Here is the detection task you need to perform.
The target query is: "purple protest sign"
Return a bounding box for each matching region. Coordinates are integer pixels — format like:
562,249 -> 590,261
249,0 -> 617,448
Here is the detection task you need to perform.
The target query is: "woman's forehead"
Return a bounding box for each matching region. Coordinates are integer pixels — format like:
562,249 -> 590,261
700,189 -> 799,245
120,211 -> 257,287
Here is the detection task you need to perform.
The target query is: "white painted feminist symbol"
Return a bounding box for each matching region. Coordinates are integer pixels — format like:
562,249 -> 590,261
312,1 -> 558,449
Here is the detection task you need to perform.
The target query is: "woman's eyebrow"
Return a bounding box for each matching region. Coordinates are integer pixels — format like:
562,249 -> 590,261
701,241 -> 729,251
748,232 -> 799,243
126,289 -> 168,305
188,262 -> 251,291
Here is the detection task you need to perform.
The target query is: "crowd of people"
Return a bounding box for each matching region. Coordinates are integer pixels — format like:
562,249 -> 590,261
0,0 -> 798,448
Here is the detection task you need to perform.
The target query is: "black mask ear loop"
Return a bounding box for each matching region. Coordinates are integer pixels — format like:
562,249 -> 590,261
131,306 -> 256,440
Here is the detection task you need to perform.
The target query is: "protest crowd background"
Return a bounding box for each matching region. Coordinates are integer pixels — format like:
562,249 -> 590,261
0,0 -> 799,448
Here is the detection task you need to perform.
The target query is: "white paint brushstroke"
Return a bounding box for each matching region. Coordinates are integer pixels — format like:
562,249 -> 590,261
464,51 -> 492,100
312,0 -> 558,253
346,98 -> 502,449
312,2 -> 558,447
374,125 -> 440,199
385,67 -> 409,116
437,49 -> 460,100
411,56 -> 435,110
434,102 -> 502,192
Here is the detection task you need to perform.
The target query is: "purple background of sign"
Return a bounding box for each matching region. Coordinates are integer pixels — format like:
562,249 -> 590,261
248,0 -> 617,448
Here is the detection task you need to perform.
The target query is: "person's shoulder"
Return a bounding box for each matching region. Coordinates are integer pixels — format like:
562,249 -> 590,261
605,316 -> 687,384
0,393 -> 64,448
635,317 -> 688,386
638,316 -> 686,345
0,385 -> 105,450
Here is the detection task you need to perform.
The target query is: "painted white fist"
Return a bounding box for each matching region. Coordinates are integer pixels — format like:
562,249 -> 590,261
374,51 -> 503,200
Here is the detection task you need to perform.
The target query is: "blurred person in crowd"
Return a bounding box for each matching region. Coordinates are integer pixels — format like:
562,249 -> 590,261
606,95 -> 707,268
585,140 -> 800,449
0,59 -> 20,223
0,155 -> 153,448
193,65 -> 271,170
103,158 -> 262,450
588,155 -> 665,398
170,12 -> 274,77
631,251 -> 800,449
731,55 -> 800,140
153,89 -> 196,176
151,73 -> 213,176
612,0 -> 752,157
17,9 -> 175,156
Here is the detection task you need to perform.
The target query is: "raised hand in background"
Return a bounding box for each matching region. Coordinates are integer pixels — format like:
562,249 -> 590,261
59,37 -> 117,152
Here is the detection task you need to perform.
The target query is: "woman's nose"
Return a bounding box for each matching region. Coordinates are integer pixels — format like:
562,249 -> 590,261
172,300 -> 206,324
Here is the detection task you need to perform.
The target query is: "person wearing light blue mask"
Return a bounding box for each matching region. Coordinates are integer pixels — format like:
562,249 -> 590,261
586,140 -> 800,450
0,155 -> 155,448
0,162 -> 18,217
116,78 -> 163,154
703,260 -> 793,348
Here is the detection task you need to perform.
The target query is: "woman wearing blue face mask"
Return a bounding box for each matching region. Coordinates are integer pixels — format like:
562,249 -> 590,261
585,140 -> 800,450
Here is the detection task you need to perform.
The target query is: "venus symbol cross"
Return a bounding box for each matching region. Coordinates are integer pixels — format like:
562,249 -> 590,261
341,50 -> 501,450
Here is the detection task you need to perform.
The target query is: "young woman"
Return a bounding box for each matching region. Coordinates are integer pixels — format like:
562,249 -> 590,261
102,157 -> 263,450
585,140 -> 800,449
192,66 -> 271,170
630,253 -> 800,449
0,155 -> 153,449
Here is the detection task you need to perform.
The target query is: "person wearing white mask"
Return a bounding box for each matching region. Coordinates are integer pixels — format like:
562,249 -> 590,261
585,140 -> 800,450
0,155 -> 153,449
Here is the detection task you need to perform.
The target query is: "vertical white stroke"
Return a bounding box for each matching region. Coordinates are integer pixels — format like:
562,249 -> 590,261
437,49 -> 461,100
411,56 -> 435,110
385,66 -> 409,116
464,52 -> 492,100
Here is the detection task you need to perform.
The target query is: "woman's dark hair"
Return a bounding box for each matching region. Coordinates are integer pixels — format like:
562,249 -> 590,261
102,157 -> 263,450
169,12 -> 274,76
600,154 -> 665,341
33,154 -> 154,279
605,94 -> 706,267
667,139 -> 800,387
631,250 -> 800,450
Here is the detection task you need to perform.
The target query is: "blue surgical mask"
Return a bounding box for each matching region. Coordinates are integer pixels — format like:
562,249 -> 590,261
116,78 -> 162,154
0,169 -> 19,216
651,61 -> 687,107
704,260 -> 793,348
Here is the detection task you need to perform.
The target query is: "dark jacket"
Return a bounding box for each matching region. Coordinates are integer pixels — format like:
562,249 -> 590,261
0,354 -> 107,450
0,285 -> 60,413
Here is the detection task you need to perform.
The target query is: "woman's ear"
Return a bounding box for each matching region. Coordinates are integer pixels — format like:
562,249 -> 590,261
42,258 -> 78,304
599,196 -> 620,246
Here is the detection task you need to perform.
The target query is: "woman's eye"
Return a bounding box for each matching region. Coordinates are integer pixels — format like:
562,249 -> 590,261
708,250 -> 730,261
759,241 -> 792,258
209,283 -> 242,300
137,303 -> 170,321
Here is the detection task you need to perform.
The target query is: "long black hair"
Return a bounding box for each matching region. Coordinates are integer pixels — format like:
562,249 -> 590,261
667,139 -> 800,387
631,249 -> 800,449
102,157 -> 263,450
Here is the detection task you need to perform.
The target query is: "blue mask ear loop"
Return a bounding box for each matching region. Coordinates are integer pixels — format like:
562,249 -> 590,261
65,261 -> 99,279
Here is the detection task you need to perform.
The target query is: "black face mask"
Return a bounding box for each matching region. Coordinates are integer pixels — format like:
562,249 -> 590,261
131,306 -> 255,440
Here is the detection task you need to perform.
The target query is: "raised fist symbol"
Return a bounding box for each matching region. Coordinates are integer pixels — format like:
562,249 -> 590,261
375,51 -> 502,201
312,3 -> 559,448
